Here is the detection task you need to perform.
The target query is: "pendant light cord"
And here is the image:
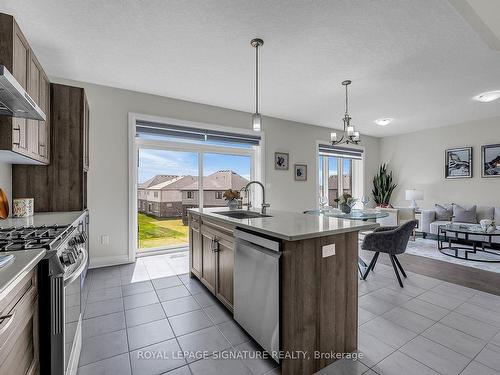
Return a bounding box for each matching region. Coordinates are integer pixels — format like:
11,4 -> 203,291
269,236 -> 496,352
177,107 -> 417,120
345,83 -> 348,116
255,43 -> 259,114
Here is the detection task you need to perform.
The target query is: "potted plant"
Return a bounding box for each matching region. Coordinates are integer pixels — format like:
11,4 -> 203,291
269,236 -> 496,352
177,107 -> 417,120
223,189 -> 241,210
334,193 -> 357,214
372,163 -> 397,207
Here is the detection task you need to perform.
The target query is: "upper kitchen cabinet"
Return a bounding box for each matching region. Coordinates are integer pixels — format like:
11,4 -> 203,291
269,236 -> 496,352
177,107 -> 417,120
0,12 -> 50,164
13,83 -> 89,212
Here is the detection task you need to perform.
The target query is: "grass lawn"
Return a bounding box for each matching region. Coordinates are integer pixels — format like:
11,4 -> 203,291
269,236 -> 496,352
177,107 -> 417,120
138,213 -> 189,250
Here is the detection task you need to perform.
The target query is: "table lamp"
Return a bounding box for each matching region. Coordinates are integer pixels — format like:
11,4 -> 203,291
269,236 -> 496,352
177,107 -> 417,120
405,189 -> 424,209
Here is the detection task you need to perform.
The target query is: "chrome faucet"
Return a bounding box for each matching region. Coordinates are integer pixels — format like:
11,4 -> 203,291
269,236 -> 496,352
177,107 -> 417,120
242,181 -> 270,214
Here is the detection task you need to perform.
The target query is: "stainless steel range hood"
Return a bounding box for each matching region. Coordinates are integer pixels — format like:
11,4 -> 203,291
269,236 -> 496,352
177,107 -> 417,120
0,65 -> 46,121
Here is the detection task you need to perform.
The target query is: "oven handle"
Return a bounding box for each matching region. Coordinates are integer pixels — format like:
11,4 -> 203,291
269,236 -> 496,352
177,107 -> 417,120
64,247 -> 88,287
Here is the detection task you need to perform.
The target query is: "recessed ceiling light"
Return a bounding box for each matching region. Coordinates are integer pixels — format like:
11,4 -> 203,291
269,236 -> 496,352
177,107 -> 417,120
473,91 -> 500,103
374,118 -> 393,126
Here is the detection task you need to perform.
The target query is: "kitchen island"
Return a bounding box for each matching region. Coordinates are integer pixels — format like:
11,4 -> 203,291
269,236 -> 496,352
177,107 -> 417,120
187,207 -> 377,374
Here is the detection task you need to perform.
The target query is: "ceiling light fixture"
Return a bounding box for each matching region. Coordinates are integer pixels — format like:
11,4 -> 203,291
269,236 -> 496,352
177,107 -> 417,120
250,38 -> 264,132
473,90 -> 500,103
330,80 -> 360,145
374,118 -> 394,126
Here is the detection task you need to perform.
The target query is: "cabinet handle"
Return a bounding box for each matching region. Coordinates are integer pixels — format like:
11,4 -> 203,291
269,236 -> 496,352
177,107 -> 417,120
0,312 -> 15,335
12,127 -> 21,146
212,237 -> 220,253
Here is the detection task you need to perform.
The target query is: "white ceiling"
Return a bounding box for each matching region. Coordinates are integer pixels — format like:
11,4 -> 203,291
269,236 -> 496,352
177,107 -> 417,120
2,0 -> 500,137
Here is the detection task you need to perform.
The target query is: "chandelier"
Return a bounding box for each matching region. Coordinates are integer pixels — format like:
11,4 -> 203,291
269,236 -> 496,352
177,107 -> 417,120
330,80 -> 360,145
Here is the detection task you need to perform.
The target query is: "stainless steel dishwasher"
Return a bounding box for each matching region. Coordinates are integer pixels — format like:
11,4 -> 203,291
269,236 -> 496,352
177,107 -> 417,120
234,228 -> 281,362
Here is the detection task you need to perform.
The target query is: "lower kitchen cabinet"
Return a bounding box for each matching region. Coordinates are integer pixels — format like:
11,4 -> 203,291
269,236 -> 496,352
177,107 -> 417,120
189,213 -> 234,311
0,268 -> 39,375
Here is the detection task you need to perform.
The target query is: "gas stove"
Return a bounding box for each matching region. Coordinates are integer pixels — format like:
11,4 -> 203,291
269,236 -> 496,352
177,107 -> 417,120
0,224 -> 71,252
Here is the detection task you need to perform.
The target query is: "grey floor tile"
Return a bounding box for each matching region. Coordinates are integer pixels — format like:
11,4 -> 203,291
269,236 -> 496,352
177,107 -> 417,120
157,285 -> 191,302
80,329 -> 128,366
491,331 -> 500,347
456,303 -> 500,328
123,291 -> 159,310
177,326 -> 232,363
162,295 -> 201,317
130,338 -> 186,375
127,318 -> 175,350
78,353 -> 131,375
121,281 -> 154,296
476,343 -> 500,371
358,294 -> 397,315
193,291 -> 218,308
400,336 -> 470,375
422,322 -> 486,358
359,317 -> 418,349
373,351 -> 439,375
357,330 -> 395,367
90,277 -> 122,291
468,293 -> 500,313
152,275 -> 183,290
233,340 -> 279,375
204,303 -> 233,324
84,298 -> 124,319
87,286 -> 123,303
400,298 -> 449,321
217,320 -> 252,347
369,288 -> 414,306
189,356 -> 252,375
417,290 -> 464,310
385,281 -> 427,297
316,358 -> 368,375
439,311 -> 499,341
82,311 -> 125,339
358,307 -> 377,326
169,310 -> 213,336
461,360 -> 500,375
164,366 -> 192,375
382,307 -> 435,333
125,303 -> 166,327
431,282 -> 476,301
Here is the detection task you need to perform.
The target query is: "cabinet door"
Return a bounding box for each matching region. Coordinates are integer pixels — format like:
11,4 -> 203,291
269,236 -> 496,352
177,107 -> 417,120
27,54 -> 41,158
83,95 -> 89,171
201,229 -> 216,293
38,73 -> 50,162
216,236 -> 234,310
189,215 -> 202,277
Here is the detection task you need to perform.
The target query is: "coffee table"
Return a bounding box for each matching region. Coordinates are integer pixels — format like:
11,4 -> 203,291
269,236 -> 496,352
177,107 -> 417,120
438,223 -> 500,262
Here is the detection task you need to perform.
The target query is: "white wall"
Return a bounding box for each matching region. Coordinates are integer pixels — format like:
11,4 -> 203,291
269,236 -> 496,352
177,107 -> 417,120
0,162 -> 11,207
380,116 -> 500,209
52,77 -> 380,267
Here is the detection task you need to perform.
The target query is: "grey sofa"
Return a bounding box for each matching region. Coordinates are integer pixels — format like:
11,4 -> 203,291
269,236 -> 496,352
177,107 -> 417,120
421,204 -> 500,244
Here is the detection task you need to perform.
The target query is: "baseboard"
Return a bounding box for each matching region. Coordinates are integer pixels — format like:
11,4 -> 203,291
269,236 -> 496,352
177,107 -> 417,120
89,254 -> 133,269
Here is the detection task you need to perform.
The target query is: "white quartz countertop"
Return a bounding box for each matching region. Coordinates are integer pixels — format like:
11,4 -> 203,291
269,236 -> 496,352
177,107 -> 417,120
0,211 -> 86,228
0,249 -> 45,300
188,207 -> 378,241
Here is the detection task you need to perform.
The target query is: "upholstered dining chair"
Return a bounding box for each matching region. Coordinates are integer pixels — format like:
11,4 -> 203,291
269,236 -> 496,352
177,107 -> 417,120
361,220 -> 418,287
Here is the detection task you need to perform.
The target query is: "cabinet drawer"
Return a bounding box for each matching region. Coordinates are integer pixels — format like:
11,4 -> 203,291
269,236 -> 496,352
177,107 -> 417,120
0,271 -> 37,351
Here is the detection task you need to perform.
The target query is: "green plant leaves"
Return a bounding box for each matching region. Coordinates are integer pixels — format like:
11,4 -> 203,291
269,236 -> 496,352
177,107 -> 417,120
372,163 -> 397,206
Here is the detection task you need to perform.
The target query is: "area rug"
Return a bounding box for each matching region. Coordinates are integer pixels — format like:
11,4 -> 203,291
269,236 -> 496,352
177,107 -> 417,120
405,237 -> 500,274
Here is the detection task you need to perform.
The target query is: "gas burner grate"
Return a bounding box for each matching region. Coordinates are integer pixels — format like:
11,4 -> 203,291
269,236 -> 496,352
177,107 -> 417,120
0,225 -> 70,252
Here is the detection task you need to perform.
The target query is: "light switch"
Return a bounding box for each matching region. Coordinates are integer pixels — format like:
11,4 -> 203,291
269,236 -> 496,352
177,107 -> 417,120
100,235 -> 109,245
322,244 -> 336,258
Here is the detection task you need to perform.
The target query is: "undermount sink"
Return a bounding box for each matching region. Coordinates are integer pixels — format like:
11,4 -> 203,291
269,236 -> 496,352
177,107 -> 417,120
216,210 -> 272,219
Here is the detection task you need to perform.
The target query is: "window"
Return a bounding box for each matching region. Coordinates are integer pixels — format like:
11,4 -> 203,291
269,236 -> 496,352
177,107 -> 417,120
187,191 -> 194,199
215,191 -> 223,199
166,203 -> 172,208
318,145 -> 364,208
154,192 -> 158,198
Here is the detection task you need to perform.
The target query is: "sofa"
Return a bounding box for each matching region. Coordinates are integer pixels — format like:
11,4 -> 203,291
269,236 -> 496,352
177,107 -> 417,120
421,204 -> 500,244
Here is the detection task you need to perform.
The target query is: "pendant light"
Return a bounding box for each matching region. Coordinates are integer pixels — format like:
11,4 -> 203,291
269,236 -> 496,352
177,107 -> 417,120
330,80 -> 361,145
251,38 -> 264,131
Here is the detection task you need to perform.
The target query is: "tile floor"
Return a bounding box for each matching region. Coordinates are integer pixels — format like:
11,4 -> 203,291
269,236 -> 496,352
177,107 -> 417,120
78,251 -> 500,375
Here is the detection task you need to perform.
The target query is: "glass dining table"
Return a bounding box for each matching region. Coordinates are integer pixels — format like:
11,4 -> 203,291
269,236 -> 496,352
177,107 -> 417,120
304,208 -> 389,277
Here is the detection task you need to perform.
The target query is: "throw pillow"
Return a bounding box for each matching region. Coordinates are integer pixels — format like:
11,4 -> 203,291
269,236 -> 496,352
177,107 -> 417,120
452,204 -> 477,224
435,204 -> 453,221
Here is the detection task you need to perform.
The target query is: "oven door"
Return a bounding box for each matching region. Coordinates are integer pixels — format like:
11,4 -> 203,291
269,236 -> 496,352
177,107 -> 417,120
64,248 -> 88,375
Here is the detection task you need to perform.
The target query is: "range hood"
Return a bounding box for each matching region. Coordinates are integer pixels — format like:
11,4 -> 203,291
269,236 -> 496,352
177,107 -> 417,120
0,65 -> 46,121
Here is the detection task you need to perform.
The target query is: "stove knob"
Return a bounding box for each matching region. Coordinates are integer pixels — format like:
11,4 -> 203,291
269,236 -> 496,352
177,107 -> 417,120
68,252 -> 76,264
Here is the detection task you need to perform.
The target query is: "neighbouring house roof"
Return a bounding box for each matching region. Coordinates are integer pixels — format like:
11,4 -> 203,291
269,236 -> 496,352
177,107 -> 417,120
138,175 -> 178,189
148,175 -> 198,190
328,174 -> 351,189
181,170 -> 249,191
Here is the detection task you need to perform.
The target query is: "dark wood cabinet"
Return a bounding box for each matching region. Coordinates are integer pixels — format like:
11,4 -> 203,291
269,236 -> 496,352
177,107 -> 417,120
12,83 -> 89,212
0,13 -> 50,164
190,215 -> 234,311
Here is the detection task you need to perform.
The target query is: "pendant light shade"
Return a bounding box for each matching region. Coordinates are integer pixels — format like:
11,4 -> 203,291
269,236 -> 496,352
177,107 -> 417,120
251,38 -> 264,132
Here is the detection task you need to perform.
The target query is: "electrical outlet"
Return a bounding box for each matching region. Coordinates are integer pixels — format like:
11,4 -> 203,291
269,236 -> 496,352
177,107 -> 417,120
100,235 -> 110,245
322,244 -> 336,258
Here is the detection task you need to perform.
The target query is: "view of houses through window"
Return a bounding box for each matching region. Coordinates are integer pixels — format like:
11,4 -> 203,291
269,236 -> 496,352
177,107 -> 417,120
137,148 -> 252,252
318,155 -> 356,208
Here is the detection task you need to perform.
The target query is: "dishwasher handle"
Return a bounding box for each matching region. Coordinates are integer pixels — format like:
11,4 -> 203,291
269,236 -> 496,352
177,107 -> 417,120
235,238 -> 282,259
234,229 -> 280,252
